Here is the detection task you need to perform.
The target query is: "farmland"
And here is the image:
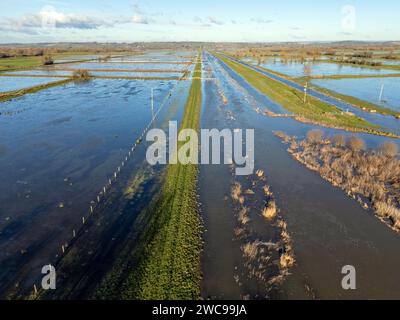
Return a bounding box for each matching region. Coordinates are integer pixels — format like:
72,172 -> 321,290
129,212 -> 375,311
1,41 -> 400,301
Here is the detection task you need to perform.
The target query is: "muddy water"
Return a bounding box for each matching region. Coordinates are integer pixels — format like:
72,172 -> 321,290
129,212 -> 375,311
0,77 -> 190,298
201,52 -> 400,300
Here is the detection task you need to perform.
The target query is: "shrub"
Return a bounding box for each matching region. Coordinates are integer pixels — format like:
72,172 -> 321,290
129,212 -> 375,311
378,142 -> 399,158
280,253 -> 295,269
42,55 -> 54,65
72,69 -> 91,81
262,201 -> 277,220
307,129 -> 323,144
347,136 -> 365,152
331,134 -> 346,147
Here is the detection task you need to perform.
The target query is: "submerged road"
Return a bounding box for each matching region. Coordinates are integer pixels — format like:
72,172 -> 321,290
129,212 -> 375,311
201,51 -> 400,300
215,52 -> 400,135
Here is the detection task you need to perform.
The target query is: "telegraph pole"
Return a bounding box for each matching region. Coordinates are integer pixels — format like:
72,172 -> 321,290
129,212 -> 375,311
303,81 -> 308,103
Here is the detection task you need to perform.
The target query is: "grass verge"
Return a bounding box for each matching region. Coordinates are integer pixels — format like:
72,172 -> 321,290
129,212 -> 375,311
296,78 -> 400,118
215,53 -> 400,137
0,79 -> 73,103
121,56 -> 203,299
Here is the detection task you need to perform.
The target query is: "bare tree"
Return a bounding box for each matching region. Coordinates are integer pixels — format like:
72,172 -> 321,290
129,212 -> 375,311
348,136 -> 365,152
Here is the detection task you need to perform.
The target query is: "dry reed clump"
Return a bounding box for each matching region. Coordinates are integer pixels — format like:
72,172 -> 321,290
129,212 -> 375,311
280,253 -> 295,269
374,202 -> 400,230
276,129 -> 400,232
238,207 -> 251,225
42,54 -> 54,65
232,172 -> 295,288
262,201 -> 277,221
242,241 -> 261,261
263,185 -> 272,196
231,182 -> 242,202
72,69 -> 91,81
241,240 -> 274,281
273,131 -> 290,143
256,169 -> 265,179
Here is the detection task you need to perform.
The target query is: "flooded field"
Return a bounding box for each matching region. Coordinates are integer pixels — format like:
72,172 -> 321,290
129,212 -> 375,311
242,57 -> 398,77
53,55 -> 103,64
111,51 -> 196,63
3,69 -> 184,79
0,76 -> 67,93
59,62 -> 188,71
313,77 -> 400,112
1,48 -> 399,301
0,68 -> 192,297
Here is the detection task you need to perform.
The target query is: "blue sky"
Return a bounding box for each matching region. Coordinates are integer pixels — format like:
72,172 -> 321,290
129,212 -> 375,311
0,0 -> 399,43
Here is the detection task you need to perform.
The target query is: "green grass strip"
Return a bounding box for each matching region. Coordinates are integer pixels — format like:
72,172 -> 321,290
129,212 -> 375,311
216,53 -> 382,132
123,56 -> 203,300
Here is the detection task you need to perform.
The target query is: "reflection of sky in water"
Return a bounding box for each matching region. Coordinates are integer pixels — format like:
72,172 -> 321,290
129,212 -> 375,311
243,57 -> 397,77
0,76 -> 67,92
313,77 -> 400,111
4,70 -> 183,78
54,55 -> 102,63
0,78 -> 183,286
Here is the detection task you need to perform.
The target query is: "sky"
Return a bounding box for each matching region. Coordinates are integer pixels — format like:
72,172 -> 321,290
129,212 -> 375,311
0,0 -> 399,43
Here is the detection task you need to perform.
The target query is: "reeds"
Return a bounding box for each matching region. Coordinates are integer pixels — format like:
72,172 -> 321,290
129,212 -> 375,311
72,69 -> 91,81
278,129 -> 400,232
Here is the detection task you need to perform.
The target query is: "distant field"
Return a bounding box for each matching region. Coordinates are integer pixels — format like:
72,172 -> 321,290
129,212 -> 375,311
0,52 -> 134,72
0,56 -> 43,71
216,53 -> 383,133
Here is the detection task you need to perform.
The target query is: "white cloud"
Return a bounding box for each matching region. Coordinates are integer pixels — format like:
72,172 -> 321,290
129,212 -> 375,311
251,18 -> 273,24
208,16 -> 224,25
193,16 -> 203,23
0,8 -> 133,33
132,14 -> 149,24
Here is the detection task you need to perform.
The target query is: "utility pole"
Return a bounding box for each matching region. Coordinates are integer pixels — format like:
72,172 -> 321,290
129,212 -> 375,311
303,81 -> 308,103
151,88 -> 155,120
379,84 -> 384,103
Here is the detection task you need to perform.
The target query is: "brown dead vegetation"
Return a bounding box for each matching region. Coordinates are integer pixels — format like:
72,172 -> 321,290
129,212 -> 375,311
230,168 -> 296,290
276,129 -> 400,232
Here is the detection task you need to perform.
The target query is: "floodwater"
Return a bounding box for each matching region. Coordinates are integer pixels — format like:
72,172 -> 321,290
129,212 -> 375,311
313,77 -> 400,112
201,51 -> 400,300
61,62 -> 188,71
0,76 -> 67,93
0,76 -> 188,297
243,57 -> 398,77
4,70 -> 184,79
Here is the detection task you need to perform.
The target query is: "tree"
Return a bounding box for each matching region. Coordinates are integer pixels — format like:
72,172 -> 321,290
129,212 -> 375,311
348,136 -> 365,152
42,55 -> 54,65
